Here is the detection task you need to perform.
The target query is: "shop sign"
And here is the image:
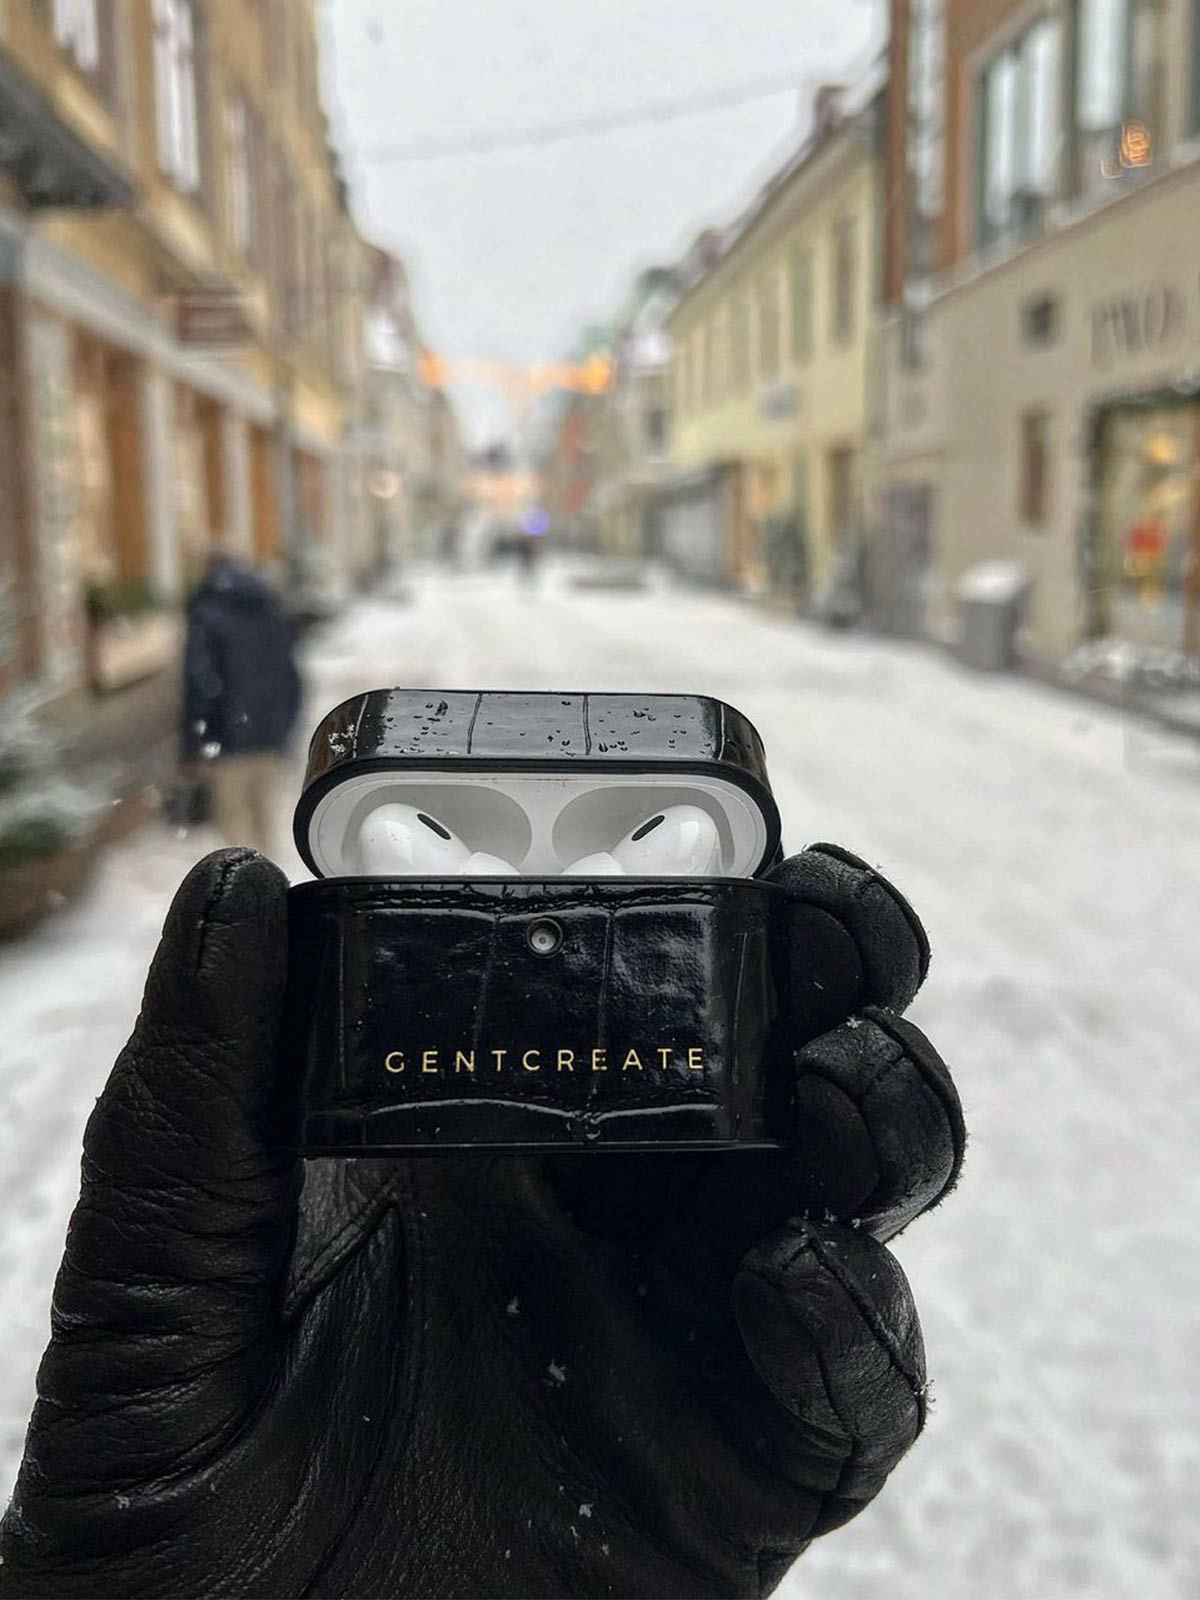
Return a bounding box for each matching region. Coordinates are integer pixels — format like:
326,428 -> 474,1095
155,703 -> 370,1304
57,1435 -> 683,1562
1090,276 -> 1200,370
176,288 -> 251,349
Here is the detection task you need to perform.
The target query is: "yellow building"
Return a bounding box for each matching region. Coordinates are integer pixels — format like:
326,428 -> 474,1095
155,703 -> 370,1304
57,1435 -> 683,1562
0,0 -> 363,705
665,85 -> 881,598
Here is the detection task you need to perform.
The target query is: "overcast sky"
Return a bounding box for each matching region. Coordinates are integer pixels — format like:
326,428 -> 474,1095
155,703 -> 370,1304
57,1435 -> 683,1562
321,0 -> 885,446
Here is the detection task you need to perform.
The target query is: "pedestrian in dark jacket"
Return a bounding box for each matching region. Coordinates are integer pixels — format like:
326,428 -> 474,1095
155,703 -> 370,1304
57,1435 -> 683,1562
182,555 -> 301,858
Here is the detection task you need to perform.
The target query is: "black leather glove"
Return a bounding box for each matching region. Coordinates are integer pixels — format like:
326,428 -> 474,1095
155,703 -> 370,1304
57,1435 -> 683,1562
0,846 -> 964,1600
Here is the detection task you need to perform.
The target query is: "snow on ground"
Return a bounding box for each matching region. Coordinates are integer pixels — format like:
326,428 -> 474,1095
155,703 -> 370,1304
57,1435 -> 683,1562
2,565 -> 1198,1597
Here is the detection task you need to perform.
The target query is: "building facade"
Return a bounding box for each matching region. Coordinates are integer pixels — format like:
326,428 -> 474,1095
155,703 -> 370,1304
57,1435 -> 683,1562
540,388 -> 604,547
593,267 -> 676,561
877,0 -> 1200,662
0,0 -> 367,712
664,86 -> 883,597
346,244 -> 466,580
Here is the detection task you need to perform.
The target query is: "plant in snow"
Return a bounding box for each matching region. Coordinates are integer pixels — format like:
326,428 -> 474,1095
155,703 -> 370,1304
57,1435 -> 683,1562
0,690 -> 109,872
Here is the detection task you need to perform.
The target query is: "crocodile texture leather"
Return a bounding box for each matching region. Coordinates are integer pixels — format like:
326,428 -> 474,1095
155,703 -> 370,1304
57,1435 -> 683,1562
288,878 -> 786,1153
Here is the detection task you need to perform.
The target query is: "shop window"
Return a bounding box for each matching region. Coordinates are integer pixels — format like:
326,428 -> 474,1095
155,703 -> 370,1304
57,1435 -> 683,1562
154,0 -> 202,194
1072,0 -> 1166,197
75,340 -> 148,599
831,218 -> 858,347
1098,401 -> 1199,652
757,269 -> 781,382
789,241 -> 813,364
977,15 -> 1062,248
1019,408 -> 1052,527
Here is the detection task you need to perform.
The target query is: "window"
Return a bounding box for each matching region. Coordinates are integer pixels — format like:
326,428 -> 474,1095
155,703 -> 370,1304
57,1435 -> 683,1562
832,218 -> 858,346
691,330 -> 706,413
224,95 -> 253,257
757,269 -> 781,382
712,307 -> 729,400
789,242 -> 813,363
792,453 -> 810,526
900,303 -> 928,369
978,15 -> 1062,246
50,0 -> 99,72
644,406 -> 668,458
828,446 -> 858,542
1019,408 -> 1052,526
729,292 -> 751,393
290,199 -> 310,337
675,346 -> 690,418
1073,0 -> 1167,196
154,0 -> 201,193
45,0 -> 117,95
1021,293 -> 1060,347
701,320 -> 716,408
907,0 -> 945,278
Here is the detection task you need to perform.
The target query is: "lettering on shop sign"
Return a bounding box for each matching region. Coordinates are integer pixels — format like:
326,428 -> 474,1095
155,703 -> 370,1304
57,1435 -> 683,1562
1090,277 -> 1200,370
176,289 -> 252,350
382,1046 -> 707,1075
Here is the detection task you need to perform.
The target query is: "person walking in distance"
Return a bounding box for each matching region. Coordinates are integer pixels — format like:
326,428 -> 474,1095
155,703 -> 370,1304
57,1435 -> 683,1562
182,554 -> 302,858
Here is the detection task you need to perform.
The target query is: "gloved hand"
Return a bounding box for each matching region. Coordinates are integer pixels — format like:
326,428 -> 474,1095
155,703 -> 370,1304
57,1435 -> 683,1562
0,845 -> 964,1600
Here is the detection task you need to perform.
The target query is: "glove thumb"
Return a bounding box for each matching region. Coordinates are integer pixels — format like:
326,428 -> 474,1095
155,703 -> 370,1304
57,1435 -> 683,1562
32,849 -> 299,1488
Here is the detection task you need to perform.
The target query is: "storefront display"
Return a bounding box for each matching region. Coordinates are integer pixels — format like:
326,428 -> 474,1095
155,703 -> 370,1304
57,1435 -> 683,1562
1096,394 -> 1200,654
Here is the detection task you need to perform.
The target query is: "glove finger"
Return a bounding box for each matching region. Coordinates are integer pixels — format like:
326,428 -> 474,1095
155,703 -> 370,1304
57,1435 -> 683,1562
549,848 -> 933,1250
631,1010 -> 963,1316
43,850 -> 299,1443
768,844 -> 930,1041
732,1222 -> 926,1538
790,1008 -> 965,1241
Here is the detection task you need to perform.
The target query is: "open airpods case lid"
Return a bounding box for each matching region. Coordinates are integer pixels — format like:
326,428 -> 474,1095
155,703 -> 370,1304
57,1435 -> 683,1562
293,690 -> 782,880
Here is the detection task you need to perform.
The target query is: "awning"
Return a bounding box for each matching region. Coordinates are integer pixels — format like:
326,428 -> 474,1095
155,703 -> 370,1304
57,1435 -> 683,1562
0,54 -> 134,209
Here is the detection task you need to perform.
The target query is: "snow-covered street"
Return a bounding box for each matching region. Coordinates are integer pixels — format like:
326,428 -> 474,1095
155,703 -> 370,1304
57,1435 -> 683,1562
2,566 -> 1198,1598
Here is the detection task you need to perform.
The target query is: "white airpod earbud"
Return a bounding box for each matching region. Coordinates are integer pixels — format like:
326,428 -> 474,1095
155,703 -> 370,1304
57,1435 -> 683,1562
564,804 -> 721,877
355,804 -> 518,876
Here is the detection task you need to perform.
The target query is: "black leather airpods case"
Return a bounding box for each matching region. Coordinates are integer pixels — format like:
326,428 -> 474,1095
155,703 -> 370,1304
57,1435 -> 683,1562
285,690 -> 790,1154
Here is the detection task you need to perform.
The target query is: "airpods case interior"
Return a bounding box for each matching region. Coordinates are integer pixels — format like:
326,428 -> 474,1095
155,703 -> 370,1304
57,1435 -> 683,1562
285,690 -> 791,1155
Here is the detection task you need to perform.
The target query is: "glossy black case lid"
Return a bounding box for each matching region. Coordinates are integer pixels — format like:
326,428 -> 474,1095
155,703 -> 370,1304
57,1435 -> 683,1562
293,690 -> 780,878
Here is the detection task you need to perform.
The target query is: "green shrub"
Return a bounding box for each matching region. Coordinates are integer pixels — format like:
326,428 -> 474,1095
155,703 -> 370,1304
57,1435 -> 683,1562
84,577 -> 158,623
0,814 -> 74,872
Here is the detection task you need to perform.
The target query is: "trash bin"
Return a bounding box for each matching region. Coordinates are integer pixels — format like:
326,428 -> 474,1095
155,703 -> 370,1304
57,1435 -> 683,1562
954,561 -> 1030,672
